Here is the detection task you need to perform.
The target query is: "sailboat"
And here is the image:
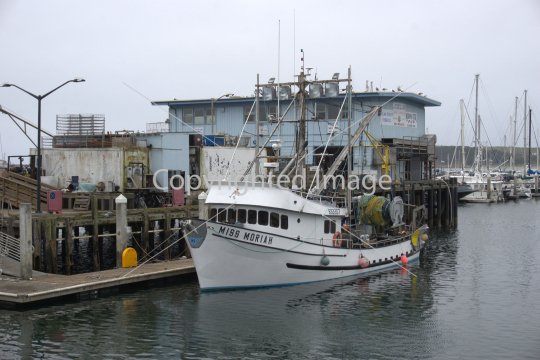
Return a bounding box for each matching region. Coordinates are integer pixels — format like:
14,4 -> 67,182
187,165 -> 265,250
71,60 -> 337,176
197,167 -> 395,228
183,67 -> 429,291
452,75 -> 503,203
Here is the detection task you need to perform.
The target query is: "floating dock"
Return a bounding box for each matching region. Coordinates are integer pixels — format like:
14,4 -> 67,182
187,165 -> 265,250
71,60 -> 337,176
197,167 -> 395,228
0,257 -> 195,306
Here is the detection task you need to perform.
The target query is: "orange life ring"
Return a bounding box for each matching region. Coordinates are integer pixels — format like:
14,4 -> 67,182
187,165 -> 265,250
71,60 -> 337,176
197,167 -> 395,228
332,231 -> 342,248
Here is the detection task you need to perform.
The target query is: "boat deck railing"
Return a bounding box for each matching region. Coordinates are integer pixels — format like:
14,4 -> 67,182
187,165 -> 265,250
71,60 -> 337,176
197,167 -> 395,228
339,228 -> 411,249
291,190 -> 346,207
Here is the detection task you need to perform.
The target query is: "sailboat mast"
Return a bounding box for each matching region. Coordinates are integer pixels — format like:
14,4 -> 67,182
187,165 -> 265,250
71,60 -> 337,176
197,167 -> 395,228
473,74 -> 480,173
460,99 -> 466,171
528,107 -> 532,172
523,90 -> 528,175
512,96 -> 518,172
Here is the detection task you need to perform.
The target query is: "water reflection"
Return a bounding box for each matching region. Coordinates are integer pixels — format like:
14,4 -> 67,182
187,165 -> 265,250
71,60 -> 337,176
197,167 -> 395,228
191,267 -> 439,359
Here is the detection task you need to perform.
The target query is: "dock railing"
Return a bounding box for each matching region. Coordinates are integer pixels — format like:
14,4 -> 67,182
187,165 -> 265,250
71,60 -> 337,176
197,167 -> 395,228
0,231 -> 20,263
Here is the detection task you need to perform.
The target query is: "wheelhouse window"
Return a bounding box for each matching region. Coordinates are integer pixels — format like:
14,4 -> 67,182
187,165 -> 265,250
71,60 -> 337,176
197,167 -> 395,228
238,209 -> 247,223
217,208 -> 227,223
324,220 -> 336,233
270,212 -> 279,228
280,215 -> 288,229
228,209 -> 236,223
258,211 -> 269,226
248,209 -> 257,224
210,208 -> 217,221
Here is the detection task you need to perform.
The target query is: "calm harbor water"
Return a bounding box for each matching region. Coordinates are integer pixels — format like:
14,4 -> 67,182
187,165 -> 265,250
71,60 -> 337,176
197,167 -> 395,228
1,200 -> 539,359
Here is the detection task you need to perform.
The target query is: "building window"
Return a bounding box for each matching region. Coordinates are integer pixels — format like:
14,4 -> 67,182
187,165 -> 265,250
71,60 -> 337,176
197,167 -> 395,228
194,108 -> 205,125
244,105 -> 255,122
270,212 -> 279,228
248,209 -> 257,224
280,215 -> 288,229
327,104 -> 339,120
258,211 -> 269,226
266,105 -> 277,122
183,108 -> 194,124
316,103 -> 326,120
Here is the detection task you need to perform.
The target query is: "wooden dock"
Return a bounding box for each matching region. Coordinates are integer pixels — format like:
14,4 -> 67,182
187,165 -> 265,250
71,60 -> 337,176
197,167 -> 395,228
1,205 -> 197,275
0,258 -> 195,306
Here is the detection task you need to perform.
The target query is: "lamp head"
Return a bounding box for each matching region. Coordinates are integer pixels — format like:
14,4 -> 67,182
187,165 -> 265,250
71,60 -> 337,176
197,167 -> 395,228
1,83 -> 13,87
73,78 -> 85,83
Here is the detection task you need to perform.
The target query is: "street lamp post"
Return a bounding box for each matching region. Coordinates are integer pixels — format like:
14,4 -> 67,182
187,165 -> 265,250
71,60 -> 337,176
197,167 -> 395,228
210,93 -> 234,135
2,78 -> 85,212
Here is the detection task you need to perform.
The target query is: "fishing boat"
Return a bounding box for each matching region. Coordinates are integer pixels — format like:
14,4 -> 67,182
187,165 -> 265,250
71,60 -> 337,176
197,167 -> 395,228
182,66 -> 429,291
184,182 -> 428,290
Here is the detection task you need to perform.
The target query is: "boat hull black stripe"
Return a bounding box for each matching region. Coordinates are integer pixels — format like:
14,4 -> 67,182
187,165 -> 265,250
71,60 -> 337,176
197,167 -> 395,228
212,233 -> 346,257
287,263 -> 369,270
286,250 -> 420,270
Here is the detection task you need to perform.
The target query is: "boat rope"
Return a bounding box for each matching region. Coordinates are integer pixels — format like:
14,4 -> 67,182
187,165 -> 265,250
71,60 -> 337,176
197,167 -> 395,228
307,93 -> 349,195
122,81 -> 225,148
120,202 -> 236,278
437,177 -> 453,225
224,100 -> 255,180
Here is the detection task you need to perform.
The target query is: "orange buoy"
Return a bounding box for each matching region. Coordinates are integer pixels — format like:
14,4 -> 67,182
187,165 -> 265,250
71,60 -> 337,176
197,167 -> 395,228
400,254 -> 408,265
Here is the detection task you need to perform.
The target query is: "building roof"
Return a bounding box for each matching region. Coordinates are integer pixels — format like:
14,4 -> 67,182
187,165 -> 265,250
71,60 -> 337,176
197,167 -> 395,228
152,91 -> 441,108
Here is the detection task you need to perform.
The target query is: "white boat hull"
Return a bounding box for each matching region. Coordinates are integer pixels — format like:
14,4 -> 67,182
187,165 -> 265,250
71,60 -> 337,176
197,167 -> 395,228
186,221 -> 421,290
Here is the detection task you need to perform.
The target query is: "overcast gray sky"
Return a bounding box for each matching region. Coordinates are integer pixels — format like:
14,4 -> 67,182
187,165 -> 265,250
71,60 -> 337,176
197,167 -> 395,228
1,0 -> 539,160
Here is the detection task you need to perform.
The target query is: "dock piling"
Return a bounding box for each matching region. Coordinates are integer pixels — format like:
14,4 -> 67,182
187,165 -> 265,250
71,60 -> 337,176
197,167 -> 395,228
115,194 -> 128,268
19,203 -> 33,280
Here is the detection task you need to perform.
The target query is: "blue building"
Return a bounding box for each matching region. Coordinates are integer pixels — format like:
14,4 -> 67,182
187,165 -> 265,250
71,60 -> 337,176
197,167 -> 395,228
149,79 -> 440,187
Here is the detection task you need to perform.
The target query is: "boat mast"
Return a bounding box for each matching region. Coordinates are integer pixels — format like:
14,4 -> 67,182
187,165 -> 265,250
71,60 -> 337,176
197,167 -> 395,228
296,51 -> 307,182
460,99 -> 466,172
347,66 -> 353,217
473,74 -> 481,174
523,90 -> 527,175
255,73 -> 260,176
528,107 -> 532,173
512,96 -> 518,172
